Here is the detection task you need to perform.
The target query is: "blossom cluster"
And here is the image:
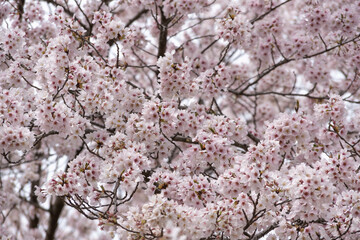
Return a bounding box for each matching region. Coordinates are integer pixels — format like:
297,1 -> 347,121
157,52 -> 196,99
264,113 -> 315,157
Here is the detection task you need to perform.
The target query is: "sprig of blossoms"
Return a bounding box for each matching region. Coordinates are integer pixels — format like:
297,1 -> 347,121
264,113 -> 315,157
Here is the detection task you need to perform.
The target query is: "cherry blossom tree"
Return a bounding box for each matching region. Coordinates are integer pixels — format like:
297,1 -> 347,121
1,0 -> 360,239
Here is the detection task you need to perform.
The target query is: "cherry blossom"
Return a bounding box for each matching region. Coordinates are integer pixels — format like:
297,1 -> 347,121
1,0 -> 360,239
